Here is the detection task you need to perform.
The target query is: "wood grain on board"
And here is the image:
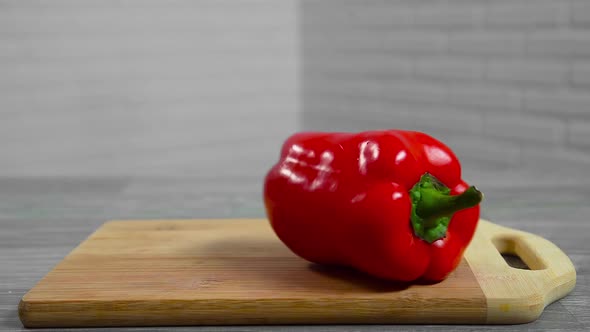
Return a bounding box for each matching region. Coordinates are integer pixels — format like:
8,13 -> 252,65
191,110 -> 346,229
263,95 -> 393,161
18,219 -> 575,327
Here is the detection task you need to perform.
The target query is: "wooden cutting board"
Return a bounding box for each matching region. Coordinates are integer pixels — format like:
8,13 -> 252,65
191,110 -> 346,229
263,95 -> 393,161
19,218 -> 576,328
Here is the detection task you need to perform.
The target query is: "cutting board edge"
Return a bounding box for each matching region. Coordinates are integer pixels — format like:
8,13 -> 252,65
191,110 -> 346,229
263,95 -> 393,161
18,297 -> 488,328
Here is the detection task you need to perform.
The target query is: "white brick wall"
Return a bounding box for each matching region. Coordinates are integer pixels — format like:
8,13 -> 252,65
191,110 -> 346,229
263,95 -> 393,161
447,84 -> 522,112
449,32 -> 526,56
3,1 -> 589,176
572,62 -> 590,86
483,113 -> 567,146
383,32 -> 449,55
572,0 -> 590,27
524,90 -> 590,117
568,121 -> 590,149
0,0 -> 299,177
486,60 -> 569,86
569,121 -> 590,148
414,1 -> 484,28
306,54 -> 413,79
383,81 -> 448,105
526,30 -> 590,57
485,0 -> 569,28
410,106 -> 484,137
415,57 -> 484,81
301,0 -> 590,173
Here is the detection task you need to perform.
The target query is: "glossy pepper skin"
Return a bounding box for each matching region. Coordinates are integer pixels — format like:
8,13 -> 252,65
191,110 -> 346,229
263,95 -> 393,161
263,130 -> 483,282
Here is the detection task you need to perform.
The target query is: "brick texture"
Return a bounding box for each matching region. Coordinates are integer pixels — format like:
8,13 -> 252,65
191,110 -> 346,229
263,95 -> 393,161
448,84 -> 522,112
306,54 -> 413,79
301,0 -> 590,172
485,0 -> 569,28
524,89 -> 590,118
526,31 -> 590,58
383,81 -> 448,105
486,60 -> 569,86
572,0 -> 590,27
484,113 -> 567,145
572,62 -> 590,86
0,0 -> 298,176
415,57 -> 484,81
383,32 -> 449,55
414,1 -> 485,29
410,106 -> 485,137
449,32 -> 526,56
568,121 -> 590,148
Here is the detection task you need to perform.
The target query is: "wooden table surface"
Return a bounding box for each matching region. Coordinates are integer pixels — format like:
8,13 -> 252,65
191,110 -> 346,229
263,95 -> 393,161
1,170 -> 588,332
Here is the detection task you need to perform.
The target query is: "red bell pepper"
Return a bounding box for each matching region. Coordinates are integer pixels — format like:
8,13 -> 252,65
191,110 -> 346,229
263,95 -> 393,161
263,130 -> 483,282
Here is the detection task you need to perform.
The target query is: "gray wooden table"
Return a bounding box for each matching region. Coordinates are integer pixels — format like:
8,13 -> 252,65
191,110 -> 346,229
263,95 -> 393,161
1,170 -> 588,332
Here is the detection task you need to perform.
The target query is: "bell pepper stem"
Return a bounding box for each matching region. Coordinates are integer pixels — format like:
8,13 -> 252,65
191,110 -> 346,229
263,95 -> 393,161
417,185 -> 482,227
410,173 -> 483,243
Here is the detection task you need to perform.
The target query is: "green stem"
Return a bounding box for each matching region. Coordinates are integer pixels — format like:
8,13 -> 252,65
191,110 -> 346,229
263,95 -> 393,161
410,173 -> 483,243
417,186 -> 482,226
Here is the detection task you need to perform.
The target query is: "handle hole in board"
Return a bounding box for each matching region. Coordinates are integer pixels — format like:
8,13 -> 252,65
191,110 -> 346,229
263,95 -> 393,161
500,253 -> 530,270
492,236 -> 546,271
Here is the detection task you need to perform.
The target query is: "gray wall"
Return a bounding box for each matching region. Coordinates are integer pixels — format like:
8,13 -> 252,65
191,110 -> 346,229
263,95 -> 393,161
2,0 -> 589,186
0,0 -> 299,178
301,0 -> 590,187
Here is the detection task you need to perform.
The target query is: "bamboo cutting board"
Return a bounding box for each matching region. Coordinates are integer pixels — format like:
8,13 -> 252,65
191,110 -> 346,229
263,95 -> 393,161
19,219 -> 576,328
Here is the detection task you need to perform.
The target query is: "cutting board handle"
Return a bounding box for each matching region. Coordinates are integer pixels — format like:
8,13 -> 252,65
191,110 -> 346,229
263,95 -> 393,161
466,220 -> 577,324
